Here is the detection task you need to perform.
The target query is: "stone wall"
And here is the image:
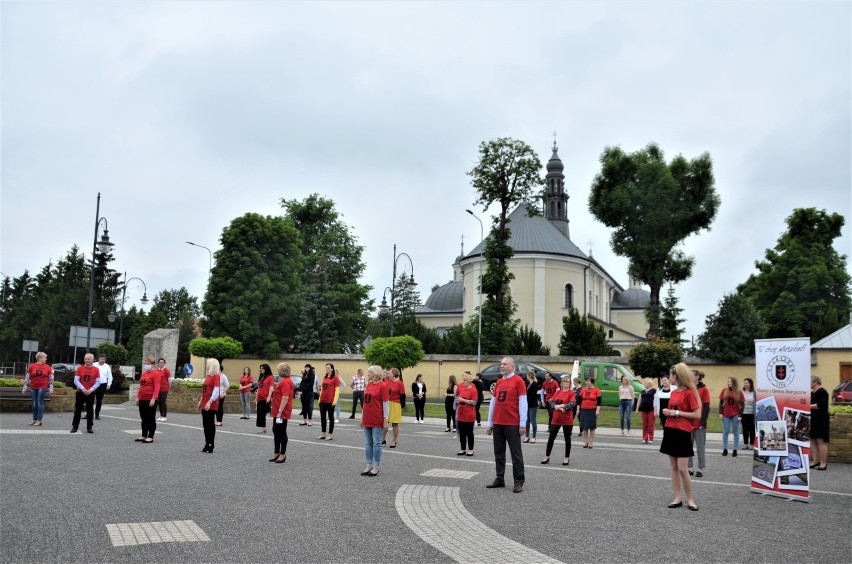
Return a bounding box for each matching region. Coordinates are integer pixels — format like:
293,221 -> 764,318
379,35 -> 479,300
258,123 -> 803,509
828,413 -> 852,463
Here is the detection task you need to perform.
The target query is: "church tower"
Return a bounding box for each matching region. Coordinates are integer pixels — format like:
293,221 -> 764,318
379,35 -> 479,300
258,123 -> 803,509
544,140 -> 569,238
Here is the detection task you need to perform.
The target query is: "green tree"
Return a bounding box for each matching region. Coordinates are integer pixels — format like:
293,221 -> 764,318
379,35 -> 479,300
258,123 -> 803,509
738,208 -> 851,341
558,308 -> 614,356
150,287 -> 201,326
697,292 -> 766,362
364,335 -> 425,373
96,342 -> 128,366
0,272 -> 38,361
281,194 -> 372,352
627,338 -> 683,380
511,325 -> 551,356
589,143 -> 720,336
188,336 -> 243,361
295,256 -> 339,353
468,137 -> 544,353
203,213 -> 304,357
659,285 -> 687,344
126,308 -> 168,367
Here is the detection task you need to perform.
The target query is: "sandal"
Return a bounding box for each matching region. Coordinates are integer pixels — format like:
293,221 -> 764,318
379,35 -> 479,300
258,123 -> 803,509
466,451 -> 474,456
562,458 -> 570,465
457,450 -> 467,456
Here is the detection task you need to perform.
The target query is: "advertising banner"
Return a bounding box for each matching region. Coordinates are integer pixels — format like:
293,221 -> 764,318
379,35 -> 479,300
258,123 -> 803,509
751,338 -> 811,502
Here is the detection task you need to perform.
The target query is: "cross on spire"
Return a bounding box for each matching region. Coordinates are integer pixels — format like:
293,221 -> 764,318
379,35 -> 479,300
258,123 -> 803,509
587,240 -> 595,256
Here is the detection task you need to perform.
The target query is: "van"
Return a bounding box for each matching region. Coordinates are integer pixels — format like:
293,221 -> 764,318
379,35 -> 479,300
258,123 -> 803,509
575,361 -> 643,407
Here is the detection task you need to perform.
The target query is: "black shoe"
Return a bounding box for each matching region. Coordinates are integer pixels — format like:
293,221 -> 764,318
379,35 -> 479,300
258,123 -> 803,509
688,470 -> 694,476
87,428 -> 93,434
486,479 -> 505,489
202,445 -> 210,452
732,450 -> 737,457
348,415 -> 355,419
207,446 -> 214,453
667,501 -> 683,508
722,449 -> 728,456
70,427 -> 78,433
95,416 -> 100,420
269,456 -> 280,462
512,484 -> 523,493
695,471 -> 703,478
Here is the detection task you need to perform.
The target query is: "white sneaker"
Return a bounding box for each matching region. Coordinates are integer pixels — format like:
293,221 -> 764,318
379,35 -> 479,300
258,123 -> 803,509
530,438 -> 536,444
161,417 -> 167,421
335,418 -> 340,423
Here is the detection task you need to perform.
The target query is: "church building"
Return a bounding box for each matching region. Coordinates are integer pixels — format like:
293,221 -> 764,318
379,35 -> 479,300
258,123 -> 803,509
415,142 -> 651,355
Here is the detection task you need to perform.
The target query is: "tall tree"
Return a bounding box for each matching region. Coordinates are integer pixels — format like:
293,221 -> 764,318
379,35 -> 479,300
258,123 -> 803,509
281,194 -> 372,352
658,285 -> 687,344
203,213 -> 305,357
738,208 -> 851,341
149,288 -> 201,327
589,143 -> 720,336
697,292 -> 766,362
558,308 -> 613,356
295,256 -> 339,353
468,137 -> 544,353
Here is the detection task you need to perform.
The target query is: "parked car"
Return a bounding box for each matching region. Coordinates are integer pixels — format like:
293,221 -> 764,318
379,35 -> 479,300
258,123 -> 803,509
51,363 -> 78,385
832,380 -> 852,406
478,361 -> 567,394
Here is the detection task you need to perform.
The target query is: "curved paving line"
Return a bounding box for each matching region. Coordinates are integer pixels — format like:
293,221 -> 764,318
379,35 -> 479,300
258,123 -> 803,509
395,484 -> 562,564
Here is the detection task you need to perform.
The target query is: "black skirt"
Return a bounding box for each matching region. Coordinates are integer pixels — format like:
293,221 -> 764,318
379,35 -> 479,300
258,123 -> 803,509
660,427 -> 694,458
579,408 -> 597,431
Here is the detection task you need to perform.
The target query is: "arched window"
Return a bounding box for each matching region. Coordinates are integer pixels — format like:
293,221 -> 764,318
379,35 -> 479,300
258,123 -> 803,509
563,283 -> 573,308
608,329 -> 614,338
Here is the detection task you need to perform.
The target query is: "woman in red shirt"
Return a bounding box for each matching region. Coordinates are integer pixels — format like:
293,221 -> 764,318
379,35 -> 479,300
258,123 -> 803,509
197,358 -> 221,453
239,367 -> 253,420
156,358 -> 172,421
317,363 -> 340,441
23,351 -> 53,426
456,372 -> 479,456
719,377 -> 745,456
382,368 -> 406,448
578,379 -> 602,448
361,365 -> 389,476
660,363 -> 701,511
542,376 -> 577,465
135,357 -> 162,443
255,364 -> 274,434
269,363 -> 295,463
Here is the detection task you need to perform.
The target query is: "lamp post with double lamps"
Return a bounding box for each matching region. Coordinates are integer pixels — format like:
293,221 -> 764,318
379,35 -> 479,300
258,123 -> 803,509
465,209 -> 484,376
376,244 -> 416,336
85,193 -> 115,353
109,273 -> 149,344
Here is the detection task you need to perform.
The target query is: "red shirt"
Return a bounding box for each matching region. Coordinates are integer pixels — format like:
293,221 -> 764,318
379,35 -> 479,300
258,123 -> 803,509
666,388 -> 700,433
362,381 -> 389,428
695,385 -> 711,430
456,383 -> 478,423
257,374 -> 274,401
388,379 -> 405,404
137,369 -> 162,400
27,362 -> 53,389
542,379 -> 559,401
75,365 -> 101,391
550,389 -> 576,426
270,377 -> 294,420
319,375 -> 339,403
492,374 -> 526,426
719,389 -> 744,418
160,367 -> 172,392
579,386 -> 601,410
239,375 -> 253,394
201,373 -> 221,411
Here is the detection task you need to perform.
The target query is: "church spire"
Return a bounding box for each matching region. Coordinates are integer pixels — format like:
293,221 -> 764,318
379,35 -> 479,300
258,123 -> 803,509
544,136 -> 570,238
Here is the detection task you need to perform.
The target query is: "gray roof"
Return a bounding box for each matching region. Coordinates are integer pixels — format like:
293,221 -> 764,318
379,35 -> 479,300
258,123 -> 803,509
416,280 -> 464,314
812,324 -> 852,349
465,203 -> 588,259
611,287 -> 651,309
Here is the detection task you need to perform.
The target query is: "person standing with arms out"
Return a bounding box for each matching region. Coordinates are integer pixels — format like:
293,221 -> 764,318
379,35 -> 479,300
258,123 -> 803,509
94,354 -> 112,421
198,358 -> 221,453
134,357 -> 161,442
361,365 -> 389,477
688,370 -> 711,478
618,376 -> 635,436
741,378 -> 756,450
317,363 -> 339,441
269,363 -> 294,463
444,375 -> 458,433
473,373 -> 485,427
542,376 -> 576,465
156,358 -> 172,422
298,364 -> 316,426
485,357 -> 527,494
456,372 -> 478,456
636,378 -> 657,444
654,375 -> 675,429
719,377 -> 744,457
215,367 -> 229,427
411,374 -> 427,424
23,352 -> 53,426
256,363 -> 274,433
238,367 -> 253,420
349,368 -> 366,419
72,354 -> 102,434
523,371 -> 540,444
809,375 -> 830,471
660,362 -> 701,511
578,378 -> 601,448
541,372 -> 559,425
382,368 -> 405,448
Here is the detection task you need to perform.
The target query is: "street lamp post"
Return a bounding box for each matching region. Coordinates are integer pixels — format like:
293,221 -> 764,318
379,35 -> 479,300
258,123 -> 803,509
377,244 -> 416,336
113,272 -> 148,344
466,209 -> 484,376
185,241 -> 212,286
85,193 -> 115,353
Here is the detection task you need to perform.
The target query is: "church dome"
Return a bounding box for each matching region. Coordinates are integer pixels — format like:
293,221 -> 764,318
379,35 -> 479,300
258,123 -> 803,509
612,287 -> 651,309
416,280 -> 464,313
546,145 -> 564,173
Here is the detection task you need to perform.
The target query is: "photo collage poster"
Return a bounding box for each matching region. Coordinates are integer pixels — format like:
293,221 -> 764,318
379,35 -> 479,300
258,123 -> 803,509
751,338 -> 811,501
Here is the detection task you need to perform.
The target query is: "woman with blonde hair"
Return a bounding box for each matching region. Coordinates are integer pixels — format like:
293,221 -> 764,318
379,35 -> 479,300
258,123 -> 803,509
22,352 -> 53,426
456,372 -> 479,456
197,358 -> 221,453
719,376 -> 744,456
635,377 -> 657,443
361,365 -> 389,476
268,363 -> 294,463
382,368 -> 405,448
660,363 -> 701,511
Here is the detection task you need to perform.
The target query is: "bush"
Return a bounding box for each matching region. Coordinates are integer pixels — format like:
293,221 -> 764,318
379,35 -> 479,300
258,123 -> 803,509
0,377 -> 23,387
96,343 -> 129,366
829,405 -> 852,415
188,336 -> 243,360
109,368 -> 129,393
628,337 -> 683,380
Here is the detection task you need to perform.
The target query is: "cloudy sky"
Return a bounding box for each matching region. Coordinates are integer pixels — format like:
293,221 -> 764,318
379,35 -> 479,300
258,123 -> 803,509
2,1 -> 850,344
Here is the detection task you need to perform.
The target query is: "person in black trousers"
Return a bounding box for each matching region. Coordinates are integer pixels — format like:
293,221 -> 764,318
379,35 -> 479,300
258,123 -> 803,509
411,374 -> 427,424
473,373 -> 485,427
444,375 -> 458,433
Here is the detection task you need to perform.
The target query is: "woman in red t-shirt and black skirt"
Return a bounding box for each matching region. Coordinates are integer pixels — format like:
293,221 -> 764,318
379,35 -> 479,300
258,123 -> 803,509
660,363 -> 701,511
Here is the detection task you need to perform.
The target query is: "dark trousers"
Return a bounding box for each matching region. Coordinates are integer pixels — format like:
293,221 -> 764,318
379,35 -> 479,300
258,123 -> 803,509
458,421 -> 475,450
414,397 -> 426,421
546,405 -> 554,425
138,400 -> 157,438
202,410 -> 216,446
273,419 -> 289,454
444,398 -> 456,430
351,391 -> 364,415
216,395 -> 225,423
475,399 -> 483,424
94,385 -> 106,418
492,424 -> 525,485
72,391 -> 94,429
319,402 -> 334,433
158,391 -> 169,417
256,400 -> 270,428
300,393 -> 314,419
742,414 -> 756,446
545,424 -> 573,458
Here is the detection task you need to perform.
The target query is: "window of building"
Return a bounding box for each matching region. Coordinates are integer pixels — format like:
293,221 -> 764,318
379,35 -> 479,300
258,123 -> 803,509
608,330 -> 614,338
564,283 -> 573,308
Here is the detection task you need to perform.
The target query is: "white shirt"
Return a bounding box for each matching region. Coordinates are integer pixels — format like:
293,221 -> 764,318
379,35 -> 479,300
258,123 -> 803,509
220,373 -> 230,395
96,362 -> 113,388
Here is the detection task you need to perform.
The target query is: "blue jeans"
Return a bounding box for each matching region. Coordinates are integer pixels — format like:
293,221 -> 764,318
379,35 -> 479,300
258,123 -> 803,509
525,407 -> 538,439
722,416 -> 739,450
363,426 -> 383,467
31,388 -> 48,421
619,400 -> 632,431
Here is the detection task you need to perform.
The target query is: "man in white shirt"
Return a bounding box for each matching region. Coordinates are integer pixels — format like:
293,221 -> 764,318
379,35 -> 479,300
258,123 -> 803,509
94,354 -> 113,420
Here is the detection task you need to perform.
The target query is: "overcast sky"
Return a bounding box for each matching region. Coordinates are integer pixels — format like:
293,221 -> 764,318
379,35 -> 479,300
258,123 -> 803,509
2,1 -> 850,345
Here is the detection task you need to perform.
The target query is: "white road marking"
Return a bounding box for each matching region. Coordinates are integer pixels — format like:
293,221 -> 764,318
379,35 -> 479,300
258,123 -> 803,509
106,520 -> 209,547
122,430 -> 164,435
396,484 -> 562,563
421,468 -> 479,479
0,430 -> 82,435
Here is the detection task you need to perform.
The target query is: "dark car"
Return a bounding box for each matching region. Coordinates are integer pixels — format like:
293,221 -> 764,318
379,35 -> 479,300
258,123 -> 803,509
479,361 -> 566,394
51,363 -> 78,385
832,380 -> 852,406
